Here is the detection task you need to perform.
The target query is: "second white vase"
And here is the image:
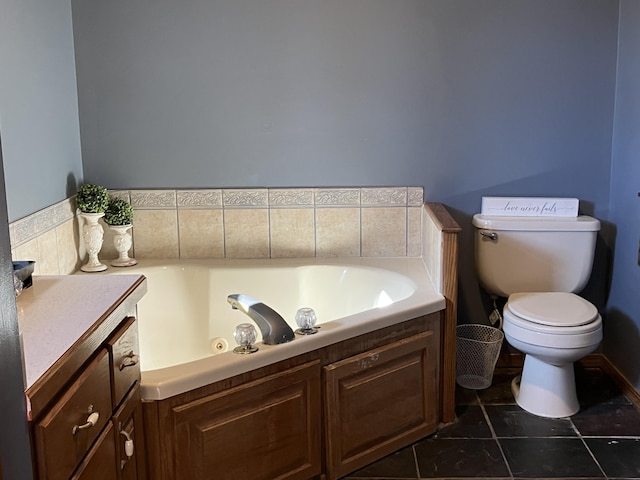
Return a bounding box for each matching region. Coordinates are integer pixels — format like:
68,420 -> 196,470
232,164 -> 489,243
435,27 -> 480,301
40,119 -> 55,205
109,224 -> 137,267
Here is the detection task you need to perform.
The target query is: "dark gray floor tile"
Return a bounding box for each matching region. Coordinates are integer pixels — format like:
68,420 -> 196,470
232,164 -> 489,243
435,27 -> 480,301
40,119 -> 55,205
501,438 -> 604,478
476,371 -> 518,405
414,437 -> 510,478
572,403 -> 640,436
585,438 -> 640,478
436,405 -> 493,438
575,367 -> 631,406
345,445 -> 417,479
455,383 -> 480,405
485,405 -> 577,438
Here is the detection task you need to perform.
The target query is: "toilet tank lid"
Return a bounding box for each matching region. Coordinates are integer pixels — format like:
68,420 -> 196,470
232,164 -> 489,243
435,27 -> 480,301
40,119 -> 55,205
472,214 -> 600,232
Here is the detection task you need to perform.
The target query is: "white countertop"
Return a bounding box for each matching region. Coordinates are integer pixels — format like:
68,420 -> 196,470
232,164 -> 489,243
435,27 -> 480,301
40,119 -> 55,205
17,274 -> 145,391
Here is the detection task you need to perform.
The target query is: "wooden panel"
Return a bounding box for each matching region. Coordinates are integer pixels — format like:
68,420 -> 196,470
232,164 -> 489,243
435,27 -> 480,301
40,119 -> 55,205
172,361 -> 321,480
113,385 -> 146,480
324,332 -> 438,480
108,317 -> 140,409
70,422 -> 117,480
35,349 -> 113,480
425,202 -> 460,423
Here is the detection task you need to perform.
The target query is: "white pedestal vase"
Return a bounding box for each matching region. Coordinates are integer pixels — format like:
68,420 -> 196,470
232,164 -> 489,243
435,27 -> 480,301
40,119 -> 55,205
79,212 -> 108,272
109,224 -> 137,267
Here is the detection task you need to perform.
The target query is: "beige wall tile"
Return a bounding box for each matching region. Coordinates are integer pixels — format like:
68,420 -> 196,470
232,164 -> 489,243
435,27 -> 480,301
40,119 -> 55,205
270,209 -> 315,258
36,228 -> 60,274
407,207 -> 422,257
178,209 -> 224,258
56,219 -> 81,274
133,210 -> 179,258
315,208 -> 360,257
422,205 -> 442,291
361,207 -> 407,257
14,238 -> 40,274
224,209 -> 269,258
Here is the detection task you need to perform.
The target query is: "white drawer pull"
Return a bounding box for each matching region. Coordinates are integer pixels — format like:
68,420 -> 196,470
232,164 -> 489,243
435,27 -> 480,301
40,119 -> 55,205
72,411 -> 100,435
119,352 -> 140,371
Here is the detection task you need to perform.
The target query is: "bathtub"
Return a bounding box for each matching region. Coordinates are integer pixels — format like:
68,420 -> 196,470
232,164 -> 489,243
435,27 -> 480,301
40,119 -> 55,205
109,257 -> 445,400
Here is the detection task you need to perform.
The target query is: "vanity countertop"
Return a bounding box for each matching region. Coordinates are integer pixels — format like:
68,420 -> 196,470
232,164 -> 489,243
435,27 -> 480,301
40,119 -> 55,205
17,274 -> 147,418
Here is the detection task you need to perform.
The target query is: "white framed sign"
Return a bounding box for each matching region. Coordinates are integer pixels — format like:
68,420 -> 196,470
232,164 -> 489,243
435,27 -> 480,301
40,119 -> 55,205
481,197 -> 579,217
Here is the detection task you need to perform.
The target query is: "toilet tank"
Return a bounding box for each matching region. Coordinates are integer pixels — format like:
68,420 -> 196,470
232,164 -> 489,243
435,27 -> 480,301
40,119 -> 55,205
472,215 -> 600,297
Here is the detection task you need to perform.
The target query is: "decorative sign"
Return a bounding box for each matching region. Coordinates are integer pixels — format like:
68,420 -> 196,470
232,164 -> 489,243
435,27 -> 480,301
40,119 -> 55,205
481,197 -> 579,217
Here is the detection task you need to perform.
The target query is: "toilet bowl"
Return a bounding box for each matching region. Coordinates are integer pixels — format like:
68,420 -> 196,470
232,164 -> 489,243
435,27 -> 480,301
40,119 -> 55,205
503,292 -> 602,418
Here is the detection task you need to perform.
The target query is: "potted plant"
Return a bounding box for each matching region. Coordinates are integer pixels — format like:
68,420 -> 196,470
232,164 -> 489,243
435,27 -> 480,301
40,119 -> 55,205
104,198 -> 134,227
76,183 -> 109,214
104,198 -> 137,267
76,184 -> 110,272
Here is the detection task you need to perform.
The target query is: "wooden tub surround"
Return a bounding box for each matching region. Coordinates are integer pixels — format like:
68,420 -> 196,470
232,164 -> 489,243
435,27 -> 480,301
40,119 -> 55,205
142,202 -> 461,480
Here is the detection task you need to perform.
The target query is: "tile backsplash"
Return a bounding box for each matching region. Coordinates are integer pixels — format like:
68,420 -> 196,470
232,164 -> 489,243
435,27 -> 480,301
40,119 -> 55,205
9,187 -> 426,272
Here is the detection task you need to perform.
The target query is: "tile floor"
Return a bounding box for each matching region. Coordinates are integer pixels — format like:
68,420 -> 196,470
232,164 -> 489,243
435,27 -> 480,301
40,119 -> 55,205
343,367 -> 640,479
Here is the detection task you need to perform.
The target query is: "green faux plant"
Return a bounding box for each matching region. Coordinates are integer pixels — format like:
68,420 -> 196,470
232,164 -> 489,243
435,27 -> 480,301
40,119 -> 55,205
76,184 -> 109,213
103,198 -> 134,226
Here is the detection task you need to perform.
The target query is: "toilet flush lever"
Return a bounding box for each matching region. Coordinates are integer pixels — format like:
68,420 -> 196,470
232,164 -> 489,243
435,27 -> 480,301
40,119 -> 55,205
480,230 -> 498,241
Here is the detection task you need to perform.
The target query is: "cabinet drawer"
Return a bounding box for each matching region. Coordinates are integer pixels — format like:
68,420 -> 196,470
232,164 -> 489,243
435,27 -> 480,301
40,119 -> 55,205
35,349 -> 112,480
108,317 -> 140,408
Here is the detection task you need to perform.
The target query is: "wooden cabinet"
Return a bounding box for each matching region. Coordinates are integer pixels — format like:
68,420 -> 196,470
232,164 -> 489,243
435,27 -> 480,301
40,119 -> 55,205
171,361 -> 322,480
324,331 -> 439,480
145,314 -> 441,480
30,317 -> 144,480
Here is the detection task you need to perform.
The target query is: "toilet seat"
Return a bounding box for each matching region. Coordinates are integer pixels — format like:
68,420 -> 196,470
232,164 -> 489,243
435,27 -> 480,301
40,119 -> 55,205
505,292 -> 600,335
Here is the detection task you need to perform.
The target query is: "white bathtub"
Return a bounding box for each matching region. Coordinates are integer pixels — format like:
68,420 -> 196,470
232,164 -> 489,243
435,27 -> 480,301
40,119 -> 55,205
109,257 -> 445,400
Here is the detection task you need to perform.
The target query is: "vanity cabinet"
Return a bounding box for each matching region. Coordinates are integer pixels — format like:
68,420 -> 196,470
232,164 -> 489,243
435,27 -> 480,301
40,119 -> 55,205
19,275 -> 147,480
32,317 -> 144,480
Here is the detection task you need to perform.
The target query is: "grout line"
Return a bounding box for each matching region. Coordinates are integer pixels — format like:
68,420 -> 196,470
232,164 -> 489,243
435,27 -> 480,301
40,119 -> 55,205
477,391 -> 515,480
411,443 -> 421,479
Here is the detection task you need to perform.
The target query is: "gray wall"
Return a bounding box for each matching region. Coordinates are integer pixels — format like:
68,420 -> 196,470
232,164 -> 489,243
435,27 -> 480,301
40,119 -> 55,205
73,0 -> 619,325
0,0 -> 83,222
73,0 -> 617,209
606,0 -> 640,387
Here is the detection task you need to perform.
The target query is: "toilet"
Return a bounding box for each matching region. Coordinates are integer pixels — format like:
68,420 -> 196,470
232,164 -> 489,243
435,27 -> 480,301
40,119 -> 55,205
472,214 -> 602,418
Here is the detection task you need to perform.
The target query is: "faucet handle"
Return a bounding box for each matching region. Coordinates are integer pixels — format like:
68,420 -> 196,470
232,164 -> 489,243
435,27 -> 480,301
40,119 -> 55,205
295,308 -> 319,335
233,323 -> 259,354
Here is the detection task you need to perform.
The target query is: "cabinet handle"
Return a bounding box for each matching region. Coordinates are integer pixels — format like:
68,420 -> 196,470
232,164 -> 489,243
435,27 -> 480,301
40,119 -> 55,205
120,429 -> 135,458
119,352 -> 140,371
72,411 -> 100,435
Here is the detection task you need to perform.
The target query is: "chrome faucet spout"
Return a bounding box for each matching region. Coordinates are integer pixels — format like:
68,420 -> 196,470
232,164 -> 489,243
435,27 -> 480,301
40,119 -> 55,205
227,294 -> 295,345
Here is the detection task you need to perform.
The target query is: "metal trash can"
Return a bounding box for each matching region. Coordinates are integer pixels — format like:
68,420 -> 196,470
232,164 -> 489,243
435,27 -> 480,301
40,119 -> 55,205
456,324 -> 504,390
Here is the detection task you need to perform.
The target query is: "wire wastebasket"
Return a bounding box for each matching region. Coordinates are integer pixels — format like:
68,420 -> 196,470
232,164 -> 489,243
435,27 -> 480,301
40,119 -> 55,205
456,324 -> 504,390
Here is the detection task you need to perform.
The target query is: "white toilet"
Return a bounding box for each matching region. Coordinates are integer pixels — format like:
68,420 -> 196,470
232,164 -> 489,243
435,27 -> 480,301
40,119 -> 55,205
472,214 -> 602,418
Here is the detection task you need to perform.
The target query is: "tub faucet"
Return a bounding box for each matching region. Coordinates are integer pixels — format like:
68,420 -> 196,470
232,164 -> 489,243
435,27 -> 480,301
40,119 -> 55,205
227,294 -> 295,345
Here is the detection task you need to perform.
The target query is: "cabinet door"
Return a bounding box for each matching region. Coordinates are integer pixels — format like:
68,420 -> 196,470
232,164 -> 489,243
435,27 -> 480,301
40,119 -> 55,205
324,332 -> 439,480
34,349 -> 113,480
70,422 -> 118,480
172,361 -> 321,480
113,384 -> 146,480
